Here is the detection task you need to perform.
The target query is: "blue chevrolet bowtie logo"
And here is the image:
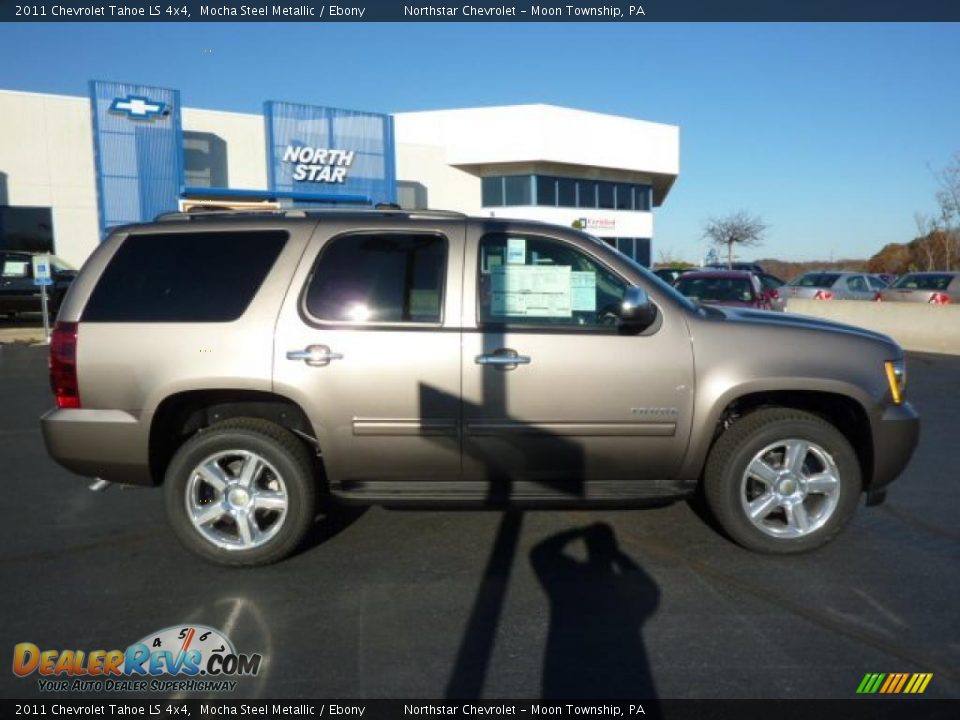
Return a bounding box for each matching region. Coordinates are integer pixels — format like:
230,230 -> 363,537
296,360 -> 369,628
109,95 -> 167,120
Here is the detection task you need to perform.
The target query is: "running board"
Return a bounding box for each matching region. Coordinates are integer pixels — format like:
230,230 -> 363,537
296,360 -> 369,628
331,479 -> 695,507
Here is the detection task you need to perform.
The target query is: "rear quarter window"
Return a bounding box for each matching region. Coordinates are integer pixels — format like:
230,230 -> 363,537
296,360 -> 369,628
82,231 -> 287,322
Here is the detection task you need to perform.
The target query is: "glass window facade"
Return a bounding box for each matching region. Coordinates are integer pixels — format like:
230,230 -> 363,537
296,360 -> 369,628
481,174 -> 653,212
503,176 -> 532,206
601,237 -> 652,268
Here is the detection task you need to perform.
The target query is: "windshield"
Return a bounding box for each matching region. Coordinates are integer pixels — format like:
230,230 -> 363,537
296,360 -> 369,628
51,256 -> 76,272
892,273 -> 953,291
790,272 -> 840,288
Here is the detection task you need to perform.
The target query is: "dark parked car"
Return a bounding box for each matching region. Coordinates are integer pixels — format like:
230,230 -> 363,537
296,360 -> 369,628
674,270 -> 775,310
653,267 -> 699,285
0,251 -> 77,318
704,262 -> 765,274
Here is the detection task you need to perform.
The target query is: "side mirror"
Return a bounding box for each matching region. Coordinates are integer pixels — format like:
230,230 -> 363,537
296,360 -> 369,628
619,286 -> 658,331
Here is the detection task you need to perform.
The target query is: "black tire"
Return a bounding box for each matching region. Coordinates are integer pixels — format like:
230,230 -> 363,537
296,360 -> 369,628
163,418 -> 316,566
704,408 -> 861,554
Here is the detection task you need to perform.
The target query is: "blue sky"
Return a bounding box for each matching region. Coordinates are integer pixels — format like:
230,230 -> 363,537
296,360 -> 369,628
1,22 -> 958,262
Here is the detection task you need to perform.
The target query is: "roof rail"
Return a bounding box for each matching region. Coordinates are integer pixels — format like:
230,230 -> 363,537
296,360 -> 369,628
153,207 -> 468,222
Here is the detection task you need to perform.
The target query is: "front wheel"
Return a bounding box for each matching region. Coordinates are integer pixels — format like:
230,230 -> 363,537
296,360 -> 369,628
704,408 -> 862,553
163,419 -> 316,566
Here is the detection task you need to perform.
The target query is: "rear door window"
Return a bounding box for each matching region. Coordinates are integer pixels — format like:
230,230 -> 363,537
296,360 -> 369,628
83,231 -> 287,322
304,233 -> 446,325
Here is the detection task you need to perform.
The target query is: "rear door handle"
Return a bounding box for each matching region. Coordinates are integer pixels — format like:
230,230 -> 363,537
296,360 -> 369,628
286,345 -> 343,367
475,349 -> 531,368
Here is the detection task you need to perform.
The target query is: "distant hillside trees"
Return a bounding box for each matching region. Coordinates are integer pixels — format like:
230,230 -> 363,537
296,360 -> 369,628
869,153 -> 960,274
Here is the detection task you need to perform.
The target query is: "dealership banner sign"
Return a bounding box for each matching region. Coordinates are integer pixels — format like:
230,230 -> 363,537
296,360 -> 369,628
89,81 -> 183,236
265,101 -> 395,204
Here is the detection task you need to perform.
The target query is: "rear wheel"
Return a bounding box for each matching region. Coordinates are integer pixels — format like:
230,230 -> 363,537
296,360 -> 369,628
704,408 -> 861,553
163,419 -> 316,566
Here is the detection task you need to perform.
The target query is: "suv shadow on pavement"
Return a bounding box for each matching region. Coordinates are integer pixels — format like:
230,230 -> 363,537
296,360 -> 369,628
531,523 -> 660,700
423,332 -> 659,701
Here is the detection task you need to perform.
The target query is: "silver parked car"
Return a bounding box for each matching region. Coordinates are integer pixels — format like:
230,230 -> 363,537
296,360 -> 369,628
785,271 -> 887,301
877,272 -> 959,305
41,210 -> 919,565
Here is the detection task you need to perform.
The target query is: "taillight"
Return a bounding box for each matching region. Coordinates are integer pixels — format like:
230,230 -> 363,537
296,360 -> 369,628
929,292 -> 950,305
874,292 -> 883,302
49,322 -> 80,409
813,290 -> 834,300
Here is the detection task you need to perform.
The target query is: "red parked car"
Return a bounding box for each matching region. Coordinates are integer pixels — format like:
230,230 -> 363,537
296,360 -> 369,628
674,270 -> 777,310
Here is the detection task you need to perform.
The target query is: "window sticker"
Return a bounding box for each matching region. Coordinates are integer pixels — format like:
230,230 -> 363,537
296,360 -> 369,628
2,261 -> 29,278
570,271 -> 597,311
489,265 -> 572,318
506,237 -> 527,265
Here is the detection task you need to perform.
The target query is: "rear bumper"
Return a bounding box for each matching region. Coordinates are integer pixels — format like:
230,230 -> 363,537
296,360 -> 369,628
870,401 -> 920,491
40,408 -> 153,486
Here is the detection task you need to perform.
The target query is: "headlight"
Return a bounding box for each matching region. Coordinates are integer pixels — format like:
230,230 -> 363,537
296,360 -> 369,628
885,358 -> 906,405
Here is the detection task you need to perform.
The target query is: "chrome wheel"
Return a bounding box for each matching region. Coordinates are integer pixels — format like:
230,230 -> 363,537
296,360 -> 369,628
739,438 -> 841,539
184,450 -> 288,551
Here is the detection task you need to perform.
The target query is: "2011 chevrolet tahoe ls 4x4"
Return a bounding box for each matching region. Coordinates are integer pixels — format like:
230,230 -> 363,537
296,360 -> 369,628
41,209 -> 919,565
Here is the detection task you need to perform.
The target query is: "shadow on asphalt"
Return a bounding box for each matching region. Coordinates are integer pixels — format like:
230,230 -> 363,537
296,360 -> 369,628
531,522 -> 660,700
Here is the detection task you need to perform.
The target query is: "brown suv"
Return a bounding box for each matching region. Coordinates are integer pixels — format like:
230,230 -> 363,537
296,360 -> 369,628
41,210 -> 920,565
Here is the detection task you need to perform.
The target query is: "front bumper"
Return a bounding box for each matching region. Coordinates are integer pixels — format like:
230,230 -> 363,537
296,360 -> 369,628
870,401 -> 920,491
40,408 -> 153,486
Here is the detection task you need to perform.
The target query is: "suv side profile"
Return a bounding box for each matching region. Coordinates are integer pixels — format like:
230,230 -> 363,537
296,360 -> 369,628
42,210 -> 920,566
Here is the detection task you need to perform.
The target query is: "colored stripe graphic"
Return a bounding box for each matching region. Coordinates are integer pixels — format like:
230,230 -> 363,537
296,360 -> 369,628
893,673 -> 910,693
857,672 -> 932,694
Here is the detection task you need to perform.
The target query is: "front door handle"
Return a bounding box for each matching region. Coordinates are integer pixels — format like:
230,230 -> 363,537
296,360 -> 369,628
475,349 -> 531,369
286,345 -> 343,367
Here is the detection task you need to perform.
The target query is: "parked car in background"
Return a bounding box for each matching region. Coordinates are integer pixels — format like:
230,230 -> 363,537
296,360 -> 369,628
755,272 -> 787,312
785,271 -> 887,301
0,251 -> 77,318
674,270 -> 776,310
705,261 -> 765,274
874,272 -> 898,286
876,272 -> 959,305
653,267 -> 699,285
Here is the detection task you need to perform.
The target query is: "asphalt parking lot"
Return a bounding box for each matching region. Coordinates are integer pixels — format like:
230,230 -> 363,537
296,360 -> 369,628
0,343 -> 957,700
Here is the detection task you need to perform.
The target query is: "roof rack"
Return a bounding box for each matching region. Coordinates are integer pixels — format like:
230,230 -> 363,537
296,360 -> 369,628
153,207 -> 468,222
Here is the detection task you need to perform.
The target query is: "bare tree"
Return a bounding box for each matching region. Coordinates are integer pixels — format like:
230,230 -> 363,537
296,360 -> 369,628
702,211 -> 767,268
931,153 -> 960,270
913,212 -> 937,270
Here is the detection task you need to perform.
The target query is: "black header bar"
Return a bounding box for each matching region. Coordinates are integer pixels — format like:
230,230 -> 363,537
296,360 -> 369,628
4,0 -> 960,22
2,699 -> 959,720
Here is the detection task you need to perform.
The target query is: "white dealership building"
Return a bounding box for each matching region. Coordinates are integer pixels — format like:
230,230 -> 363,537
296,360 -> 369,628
0,83 -> 679,268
